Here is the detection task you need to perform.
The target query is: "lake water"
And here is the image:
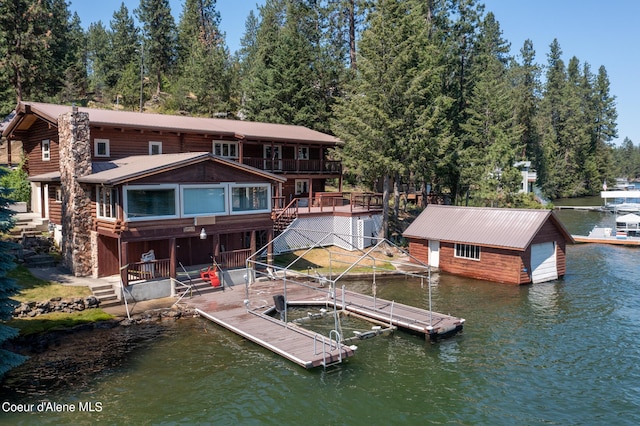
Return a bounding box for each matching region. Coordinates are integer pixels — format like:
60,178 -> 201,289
2,202 -> 639,425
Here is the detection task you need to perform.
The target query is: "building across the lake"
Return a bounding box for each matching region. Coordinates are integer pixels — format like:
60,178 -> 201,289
403,205 -> 574,284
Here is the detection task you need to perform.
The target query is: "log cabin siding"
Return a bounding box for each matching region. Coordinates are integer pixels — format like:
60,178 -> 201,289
437,242 -> 525,284
47,185 -> 62,225
21,120 -> 59,176
408,239 -> 429,264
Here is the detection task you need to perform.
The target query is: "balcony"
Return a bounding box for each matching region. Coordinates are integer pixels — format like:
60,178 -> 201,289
242,157 -> 341,174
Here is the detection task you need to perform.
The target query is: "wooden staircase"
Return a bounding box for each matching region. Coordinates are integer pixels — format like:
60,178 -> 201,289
273,198 -> 299,235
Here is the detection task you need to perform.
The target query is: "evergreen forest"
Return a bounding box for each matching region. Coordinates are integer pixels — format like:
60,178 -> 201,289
1,0 -> 639,207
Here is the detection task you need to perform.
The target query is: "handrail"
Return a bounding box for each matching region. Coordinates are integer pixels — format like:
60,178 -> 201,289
274,198 -> 299,223
313,330 -> 343,367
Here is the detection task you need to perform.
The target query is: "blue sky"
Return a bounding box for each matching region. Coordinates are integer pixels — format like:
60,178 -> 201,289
69,0 -> 638,147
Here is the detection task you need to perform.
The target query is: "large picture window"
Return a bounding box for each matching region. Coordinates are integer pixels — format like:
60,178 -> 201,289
231,184 -> 270,213
124,185 -> 178,220
182,185 -> 226,216
455,243 -> 481,260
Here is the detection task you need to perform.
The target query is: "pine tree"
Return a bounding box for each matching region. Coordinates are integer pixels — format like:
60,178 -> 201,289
0,0 -> 51,106
0,169 -> 26,379
86,21 -> 112,98
459,12 -> 522,206
109,3 -> 140,96
333,0 -> 431,236
136,0 -> 177,96
172,0 -> 233,115
512,39 -> 542,167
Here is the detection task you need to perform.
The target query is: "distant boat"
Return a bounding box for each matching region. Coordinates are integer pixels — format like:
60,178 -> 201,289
573,212 -> 640,245
614,178 -> 636,191
601,190 -> 640,214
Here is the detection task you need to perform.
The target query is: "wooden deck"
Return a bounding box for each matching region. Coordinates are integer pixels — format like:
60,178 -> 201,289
182,277 -> 464,369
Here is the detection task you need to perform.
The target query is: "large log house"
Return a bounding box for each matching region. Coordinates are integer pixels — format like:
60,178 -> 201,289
1,102 -> 347,297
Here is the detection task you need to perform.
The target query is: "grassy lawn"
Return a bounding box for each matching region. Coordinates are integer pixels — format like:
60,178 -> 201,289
8,265 -> 93,302
6,264 -> 114,335
272,246 -> 399,275
9,310 -> 114,336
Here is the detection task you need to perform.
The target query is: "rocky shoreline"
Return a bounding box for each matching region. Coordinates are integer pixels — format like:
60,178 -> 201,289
0,304 -> 200,399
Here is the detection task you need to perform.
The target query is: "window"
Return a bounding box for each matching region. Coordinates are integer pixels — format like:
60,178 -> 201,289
149,141 -> 162,155
181,185 -> 227,216
295,179 -> 309,195
94,139 -> 110,157
264,145 -> 282,170
55,188 -> 62,203
231,184 -> 270,214
124,185 -> 178,220
297,146 -> 309,160
213,142 -> 238,158
97,186 -> 118,219
42,140 -> 50,161
454,243 -> 481,260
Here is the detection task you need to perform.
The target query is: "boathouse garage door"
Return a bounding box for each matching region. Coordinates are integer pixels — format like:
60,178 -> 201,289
530,242 -> 558,283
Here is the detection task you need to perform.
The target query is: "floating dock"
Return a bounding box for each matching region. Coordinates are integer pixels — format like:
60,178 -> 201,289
184,278 -> 464,369
572,234 -> 640,246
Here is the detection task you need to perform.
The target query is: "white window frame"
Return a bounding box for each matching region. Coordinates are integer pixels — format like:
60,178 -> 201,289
96,185 -> 118,220
454,243 -> 481,261
297,146 -> 309,160
55,187 -> 62,203
213,141 -> 238,158
230,183 -> 271,215
295,179 -> 309,195
123,184 -> 179,221
94,138 -> 110,157
149,141 -> 163,155
180,184 -> 229,217
41,139 -> 50,161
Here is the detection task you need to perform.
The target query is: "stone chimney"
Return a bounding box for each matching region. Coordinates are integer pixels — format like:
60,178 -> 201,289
58,107 -> 93,276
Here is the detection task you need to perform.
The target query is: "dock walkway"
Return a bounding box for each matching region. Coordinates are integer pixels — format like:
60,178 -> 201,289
183,278 -> 464,369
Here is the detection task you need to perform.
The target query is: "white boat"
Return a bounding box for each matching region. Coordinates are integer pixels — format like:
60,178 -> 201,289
601,190 -> 640,214
574,212 -> 640,245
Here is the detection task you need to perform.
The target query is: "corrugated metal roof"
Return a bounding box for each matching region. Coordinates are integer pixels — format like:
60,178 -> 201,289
403,205 -> 568,250
4,102 -> 342,146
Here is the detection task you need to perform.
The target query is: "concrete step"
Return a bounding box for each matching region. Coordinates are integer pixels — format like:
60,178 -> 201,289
23,254 -> 56,268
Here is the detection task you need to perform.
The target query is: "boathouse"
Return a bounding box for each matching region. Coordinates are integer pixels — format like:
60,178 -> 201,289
403,205 -> 574,284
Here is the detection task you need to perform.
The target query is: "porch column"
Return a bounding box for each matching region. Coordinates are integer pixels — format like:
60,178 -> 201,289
267,227 -> 274,266
169,237 -> 176,279
120,241 -> 129,287
250,230 -> 256,254
213,233 -> 220,261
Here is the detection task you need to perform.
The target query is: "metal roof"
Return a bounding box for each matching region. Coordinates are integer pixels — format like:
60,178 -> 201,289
403,205 -> 573,250
3,101 -> 342,146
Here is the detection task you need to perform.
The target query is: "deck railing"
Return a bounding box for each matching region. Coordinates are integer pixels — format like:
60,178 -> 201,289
242,157 -> 341,174
216,249 -> 252,269
127,258 -> 171,283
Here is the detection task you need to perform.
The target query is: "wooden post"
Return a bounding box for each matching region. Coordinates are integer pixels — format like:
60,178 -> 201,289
169,237 -> 176,279
120,241 -> 129,287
